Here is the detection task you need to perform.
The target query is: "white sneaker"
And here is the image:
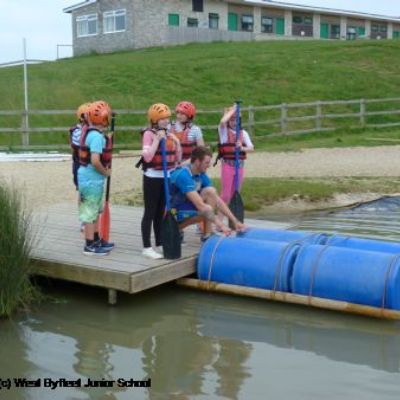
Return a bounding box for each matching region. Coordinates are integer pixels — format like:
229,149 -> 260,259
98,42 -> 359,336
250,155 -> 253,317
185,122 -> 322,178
155,246 -> 163,254
142,247 -> 163,260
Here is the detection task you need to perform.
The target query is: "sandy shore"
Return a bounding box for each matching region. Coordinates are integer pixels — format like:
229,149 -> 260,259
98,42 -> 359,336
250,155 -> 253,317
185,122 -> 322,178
1,146 -> 399,211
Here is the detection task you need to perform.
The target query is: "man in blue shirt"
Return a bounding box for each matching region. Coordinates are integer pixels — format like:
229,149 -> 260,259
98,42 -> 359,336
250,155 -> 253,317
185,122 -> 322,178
170,146 -> 246,241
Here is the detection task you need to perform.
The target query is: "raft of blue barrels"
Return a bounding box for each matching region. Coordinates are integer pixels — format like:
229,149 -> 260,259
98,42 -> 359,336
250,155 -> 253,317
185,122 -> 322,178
193,228 -> 400,319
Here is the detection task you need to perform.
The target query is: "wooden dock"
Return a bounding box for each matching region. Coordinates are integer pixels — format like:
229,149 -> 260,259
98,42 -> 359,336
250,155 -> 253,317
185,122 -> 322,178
31,203 -> 292,303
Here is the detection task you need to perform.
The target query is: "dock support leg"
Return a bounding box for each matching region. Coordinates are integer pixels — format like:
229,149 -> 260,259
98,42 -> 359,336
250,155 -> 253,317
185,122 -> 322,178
108,289 -> 117,305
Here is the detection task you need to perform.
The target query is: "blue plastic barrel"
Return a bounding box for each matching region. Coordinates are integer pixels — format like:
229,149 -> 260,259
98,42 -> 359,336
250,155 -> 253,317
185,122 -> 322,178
197,235 -> 301,292
291,244 -> 400,310
326,235 -> 400,254
237,228 -> 328,245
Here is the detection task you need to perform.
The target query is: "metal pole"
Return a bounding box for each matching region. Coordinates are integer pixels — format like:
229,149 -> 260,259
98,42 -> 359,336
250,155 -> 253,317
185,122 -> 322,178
23,38 -> 29,146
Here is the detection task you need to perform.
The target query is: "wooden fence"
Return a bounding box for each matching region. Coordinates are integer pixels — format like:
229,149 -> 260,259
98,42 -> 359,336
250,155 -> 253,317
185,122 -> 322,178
1,97 -> 400,150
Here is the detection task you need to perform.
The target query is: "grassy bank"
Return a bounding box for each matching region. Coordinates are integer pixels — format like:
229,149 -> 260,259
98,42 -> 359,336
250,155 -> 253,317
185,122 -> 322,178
0,183 -> 40,317
113,176 -> 400,213
2,40 -> 400,110
1,40 -> 400,150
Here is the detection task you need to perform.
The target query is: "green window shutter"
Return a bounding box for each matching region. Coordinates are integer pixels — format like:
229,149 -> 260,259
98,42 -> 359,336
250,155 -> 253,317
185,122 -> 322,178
228,12 -> 237,31
168,14 -> 179,26
394,31 -> 400,39
276,17 -> 285,35
320,23 -> 329,39
358,26 -> 365,37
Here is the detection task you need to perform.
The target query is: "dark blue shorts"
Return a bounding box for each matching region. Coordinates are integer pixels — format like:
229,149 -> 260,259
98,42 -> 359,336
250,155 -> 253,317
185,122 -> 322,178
173,201 -> 199,223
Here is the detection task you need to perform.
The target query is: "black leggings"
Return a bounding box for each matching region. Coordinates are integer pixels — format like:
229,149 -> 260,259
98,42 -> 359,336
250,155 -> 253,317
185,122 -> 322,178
141,175 -> 165,248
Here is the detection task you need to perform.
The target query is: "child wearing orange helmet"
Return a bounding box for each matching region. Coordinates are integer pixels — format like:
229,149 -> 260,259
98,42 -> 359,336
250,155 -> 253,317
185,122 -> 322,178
170,101 -> 204,163
140,103 -> 181,259
78,100 -> 115,256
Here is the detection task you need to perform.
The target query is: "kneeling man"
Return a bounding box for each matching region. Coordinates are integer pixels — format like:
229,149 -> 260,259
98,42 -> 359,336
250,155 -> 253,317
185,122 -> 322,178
170,146 -> 246,241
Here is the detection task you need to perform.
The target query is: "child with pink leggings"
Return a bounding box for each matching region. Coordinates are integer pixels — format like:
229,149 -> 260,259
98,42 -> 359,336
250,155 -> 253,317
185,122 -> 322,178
217,104 -> 254,222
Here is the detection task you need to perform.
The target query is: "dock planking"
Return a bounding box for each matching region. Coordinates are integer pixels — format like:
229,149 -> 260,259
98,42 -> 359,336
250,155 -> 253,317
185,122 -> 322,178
31,203 -> 292,303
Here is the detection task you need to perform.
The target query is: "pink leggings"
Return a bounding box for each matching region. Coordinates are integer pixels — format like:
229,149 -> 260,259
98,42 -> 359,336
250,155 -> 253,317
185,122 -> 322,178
220,163 -> 244,204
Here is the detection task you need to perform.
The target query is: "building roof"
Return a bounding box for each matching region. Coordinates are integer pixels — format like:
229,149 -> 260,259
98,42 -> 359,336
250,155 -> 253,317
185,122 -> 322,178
244,0 -> 400,23
63,0 -> 97,14
63,0 -> 400,23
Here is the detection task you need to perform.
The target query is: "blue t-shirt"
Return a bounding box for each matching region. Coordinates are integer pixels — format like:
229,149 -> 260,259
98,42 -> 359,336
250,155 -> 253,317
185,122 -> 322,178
170,165 -> 211,207
77,129 -> 106,187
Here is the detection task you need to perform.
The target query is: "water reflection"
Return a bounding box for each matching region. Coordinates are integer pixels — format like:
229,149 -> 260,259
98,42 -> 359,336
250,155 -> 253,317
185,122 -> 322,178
16,285 -> 252,399
197,296 -> 400,373
2,281 -> 398,400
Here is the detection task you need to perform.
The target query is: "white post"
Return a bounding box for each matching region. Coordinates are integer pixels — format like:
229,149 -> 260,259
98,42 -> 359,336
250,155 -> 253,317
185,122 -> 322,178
284,10 -> 292,36
387,23 -> 393,39
23,38 -> 29,146
340,16 -> 347,40
365,20 -> 371,39
313,13 -> 321,39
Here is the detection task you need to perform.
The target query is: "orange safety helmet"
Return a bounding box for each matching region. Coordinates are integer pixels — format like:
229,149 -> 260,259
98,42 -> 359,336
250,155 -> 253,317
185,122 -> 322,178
76,102 -> 91,120
148,103 -> 171,124
88,100 -> 111,126
175,101 -> 196,119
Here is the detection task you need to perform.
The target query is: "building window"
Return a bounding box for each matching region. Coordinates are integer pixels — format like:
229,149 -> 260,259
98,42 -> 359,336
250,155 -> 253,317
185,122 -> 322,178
187,18 -> 198,28
103,9 -> 126,33
347,26 -> 357,40
168,13 -> 180,26
209,13 -> 219,29
303,17 -> 313,25
261,16 -> 274,33
192,0 -> 203,12
76,14 -> 98,37
292,14 -> 313,36
293,16 -> 302,24
331,24 -> 340,39
241,15 -> 254,32
370,24 -> 387,39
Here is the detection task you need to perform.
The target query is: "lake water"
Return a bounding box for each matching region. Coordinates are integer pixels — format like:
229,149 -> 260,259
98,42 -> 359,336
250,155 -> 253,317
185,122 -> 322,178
1,197 -> 400,399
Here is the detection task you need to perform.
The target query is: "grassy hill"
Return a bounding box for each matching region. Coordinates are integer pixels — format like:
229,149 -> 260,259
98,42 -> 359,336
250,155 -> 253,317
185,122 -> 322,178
1,39 -> 400,150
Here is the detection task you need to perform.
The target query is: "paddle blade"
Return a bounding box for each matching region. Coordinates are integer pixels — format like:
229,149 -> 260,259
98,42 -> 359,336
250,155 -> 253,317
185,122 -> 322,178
161,211 -> 181,259
99,201 -> 110,242
228,191 -> 244,229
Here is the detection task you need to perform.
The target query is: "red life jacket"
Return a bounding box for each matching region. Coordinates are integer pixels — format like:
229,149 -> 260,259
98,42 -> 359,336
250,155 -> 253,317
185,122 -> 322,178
170,123 -> 196,161
141,129 -> 177,171
79,128 -> 112,168
218,128 -> 247,161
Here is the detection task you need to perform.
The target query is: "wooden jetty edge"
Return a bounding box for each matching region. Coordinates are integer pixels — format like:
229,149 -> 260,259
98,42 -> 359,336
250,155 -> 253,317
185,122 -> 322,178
31,203 -> 291,304
177,278 -> 400,320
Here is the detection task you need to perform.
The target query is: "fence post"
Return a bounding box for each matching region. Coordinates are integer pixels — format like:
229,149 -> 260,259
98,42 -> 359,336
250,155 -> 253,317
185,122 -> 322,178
280,103 -> 287,134
248,105 -> 254,136
315,101 -> 322,130
360,99 -> 366,127
21,110 -> 29,146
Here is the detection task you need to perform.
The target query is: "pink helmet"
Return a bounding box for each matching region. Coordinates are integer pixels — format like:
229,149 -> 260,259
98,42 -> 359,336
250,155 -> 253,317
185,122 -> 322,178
175,101 -> 196,119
